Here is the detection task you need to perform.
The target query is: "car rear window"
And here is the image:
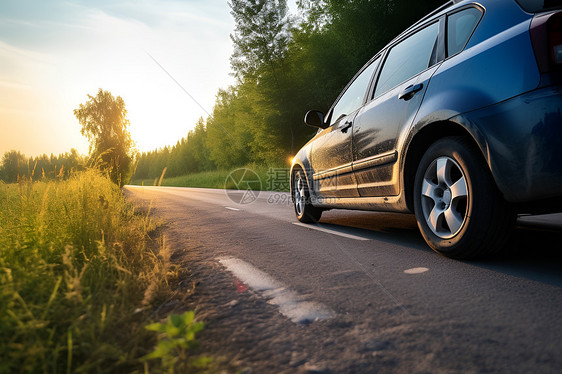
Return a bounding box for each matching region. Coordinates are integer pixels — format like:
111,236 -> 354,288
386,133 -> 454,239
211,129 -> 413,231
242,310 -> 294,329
515,0 -> 562,13
447,7 -> 483,56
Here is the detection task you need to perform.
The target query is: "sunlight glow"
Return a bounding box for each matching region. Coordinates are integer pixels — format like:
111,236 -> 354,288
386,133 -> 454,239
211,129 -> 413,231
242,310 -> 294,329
0,0 -> 235,157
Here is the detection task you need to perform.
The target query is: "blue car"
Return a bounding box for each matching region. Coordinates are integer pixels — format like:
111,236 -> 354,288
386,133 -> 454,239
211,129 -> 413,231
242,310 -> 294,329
290,0 -> 562,259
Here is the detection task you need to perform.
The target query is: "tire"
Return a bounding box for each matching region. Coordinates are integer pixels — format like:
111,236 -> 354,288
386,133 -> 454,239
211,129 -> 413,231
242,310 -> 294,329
413,137 -> 515,259
293,169 -> 322,223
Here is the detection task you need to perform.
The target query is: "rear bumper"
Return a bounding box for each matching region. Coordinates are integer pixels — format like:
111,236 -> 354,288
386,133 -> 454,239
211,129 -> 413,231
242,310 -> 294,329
464,85 -> 562,209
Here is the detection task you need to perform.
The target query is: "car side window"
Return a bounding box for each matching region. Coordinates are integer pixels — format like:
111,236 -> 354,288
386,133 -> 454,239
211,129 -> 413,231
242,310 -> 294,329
329,58 -> 379,126
447,7 -> 482,56
374,22 -> 439,98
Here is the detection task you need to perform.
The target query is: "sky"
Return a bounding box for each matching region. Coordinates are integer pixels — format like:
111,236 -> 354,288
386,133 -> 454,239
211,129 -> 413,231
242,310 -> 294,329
0,0 -> 295,157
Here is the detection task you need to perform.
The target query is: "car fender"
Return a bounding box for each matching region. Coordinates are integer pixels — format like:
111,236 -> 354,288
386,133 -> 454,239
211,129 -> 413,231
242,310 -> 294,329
290,146 -> 316,201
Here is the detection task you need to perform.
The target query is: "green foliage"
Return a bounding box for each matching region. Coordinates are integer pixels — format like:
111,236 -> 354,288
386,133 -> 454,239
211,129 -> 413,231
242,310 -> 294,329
131,0 -> 447,181
74,89 -> 134,187
0,170 -> 175,373
229,0 -> 291,81
134,119 -> 217,181
130,163 -> 290,191
0,149 -> 85,183
0,150 -> 27,183
144,311 -> 207,373
206,87 -> 253,168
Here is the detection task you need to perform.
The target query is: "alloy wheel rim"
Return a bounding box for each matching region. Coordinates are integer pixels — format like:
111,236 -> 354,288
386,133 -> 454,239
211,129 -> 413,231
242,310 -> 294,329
420,156 -> 468,239
294,175 -> 305,216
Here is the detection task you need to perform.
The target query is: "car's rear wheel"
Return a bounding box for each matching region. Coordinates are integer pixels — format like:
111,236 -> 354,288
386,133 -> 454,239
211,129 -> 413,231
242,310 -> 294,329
413,137 -> 514,259
293,169 -> 322,223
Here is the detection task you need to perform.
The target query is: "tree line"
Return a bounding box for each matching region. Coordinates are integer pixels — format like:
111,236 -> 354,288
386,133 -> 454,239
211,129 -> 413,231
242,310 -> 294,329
0,149 -> 85,183
132,0 -> 445,181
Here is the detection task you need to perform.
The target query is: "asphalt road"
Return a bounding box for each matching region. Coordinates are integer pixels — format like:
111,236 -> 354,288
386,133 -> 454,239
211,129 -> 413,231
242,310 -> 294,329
125,186 -> 562,373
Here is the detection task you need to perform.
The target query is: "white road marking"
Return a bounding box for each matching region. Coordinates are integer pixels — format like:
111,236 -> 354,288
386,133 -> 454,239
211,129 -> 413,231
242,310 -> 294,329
225,206 -> 240,211
404,267 -> 429,274
218,257 -> 336,324
293,222 -> 371,241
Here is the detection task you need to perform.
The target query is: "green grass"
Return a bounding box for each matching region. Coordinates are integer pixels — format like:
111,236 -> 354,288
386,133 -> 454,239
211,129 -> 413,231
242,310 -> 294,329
129,163 -> 291,192
0,170 -> 198,373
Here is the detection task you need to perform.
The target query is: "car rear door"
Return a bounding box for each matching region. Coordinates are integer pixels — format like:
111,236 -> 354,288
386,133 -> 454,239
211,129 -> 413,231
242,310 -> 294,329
352,18 -> 445,197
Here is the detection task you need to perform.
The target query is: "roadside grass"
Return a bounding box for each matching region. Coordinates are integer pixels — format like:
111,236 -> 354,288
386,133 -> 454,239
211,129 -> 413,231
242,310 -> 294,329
0,170 -> 202,373
129,163 -> 291,192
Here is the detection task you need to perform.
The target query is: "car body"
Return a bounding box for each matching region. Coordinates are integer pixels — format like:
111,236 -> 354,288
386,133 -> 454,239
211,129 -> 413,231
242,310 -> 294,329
290,0 -> 562,258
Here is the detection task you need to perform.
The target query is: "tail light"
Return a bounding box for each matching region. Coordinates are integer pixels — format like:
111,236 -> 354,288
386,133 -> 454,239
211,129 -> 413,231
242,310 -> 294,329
530,11 -> 562,72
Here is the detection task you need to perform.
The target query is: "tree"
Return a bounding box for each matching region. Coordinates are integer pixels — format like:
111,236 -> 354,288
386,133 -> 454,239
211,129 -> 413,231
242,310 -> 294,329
0,151 -> 27,183
0,150 -> 84,182
74,89 -> 134,186
229,0 -> 291,83
228,0 -> 298,159
206,87 -> 252,168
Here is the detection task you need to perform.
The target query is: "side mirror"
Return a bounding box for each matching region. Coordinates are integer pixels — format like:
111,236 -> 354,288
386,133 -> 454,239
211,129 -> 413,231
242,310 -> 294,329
304,110 -> 328,129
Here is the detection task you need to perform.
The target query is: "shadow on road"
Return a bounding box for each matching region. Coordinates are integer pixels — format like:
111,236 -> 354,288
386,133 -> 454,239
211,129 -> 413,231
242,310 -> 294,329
319,210 -> 429,250
320,210 -> 562,287
473,225 -> 562,287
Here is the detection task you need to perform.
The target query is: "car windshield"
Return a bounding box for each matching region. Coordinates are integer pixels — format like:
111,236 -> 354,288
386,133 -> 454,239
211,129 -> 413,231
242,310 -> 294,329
515,0 -> 562,12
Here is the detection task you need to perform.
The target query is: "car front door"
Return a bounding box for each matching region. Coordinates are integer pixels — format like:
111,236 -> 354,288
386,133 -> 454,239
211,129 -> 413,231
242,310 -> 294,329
310,58 -> 379,198
352,18 -> 444,197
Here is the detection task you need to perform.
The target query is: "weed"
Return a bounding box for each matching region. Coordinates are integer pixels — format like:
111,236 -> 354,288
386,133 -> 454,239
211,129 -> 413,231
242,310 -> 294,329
130,163 -> 290,192
143,311 -> 209,373
0,170 -> 193,373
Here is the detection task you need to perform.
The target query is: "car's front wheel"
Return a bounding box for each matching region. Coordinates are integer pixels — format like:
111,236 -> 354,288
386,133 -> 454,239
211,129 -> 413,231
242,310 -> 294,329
413,137 -> 514,259
293,169 -> 322,223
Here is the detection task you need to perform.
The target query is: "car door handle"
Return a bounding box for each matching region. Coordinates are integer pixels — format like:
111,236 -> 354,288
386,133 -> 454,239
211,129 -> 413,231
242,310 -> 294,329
340,120 -> 353,133
398,83 -> 424,101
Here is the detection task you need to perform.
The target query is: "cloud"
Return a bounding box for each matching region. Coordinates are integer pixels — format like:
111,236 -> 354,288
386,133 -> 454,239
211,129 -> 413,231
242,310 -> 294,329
0,0 -> 236,156
0,79 -> 33,91
71,0 -> 232,29
0,40 -> 53,65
